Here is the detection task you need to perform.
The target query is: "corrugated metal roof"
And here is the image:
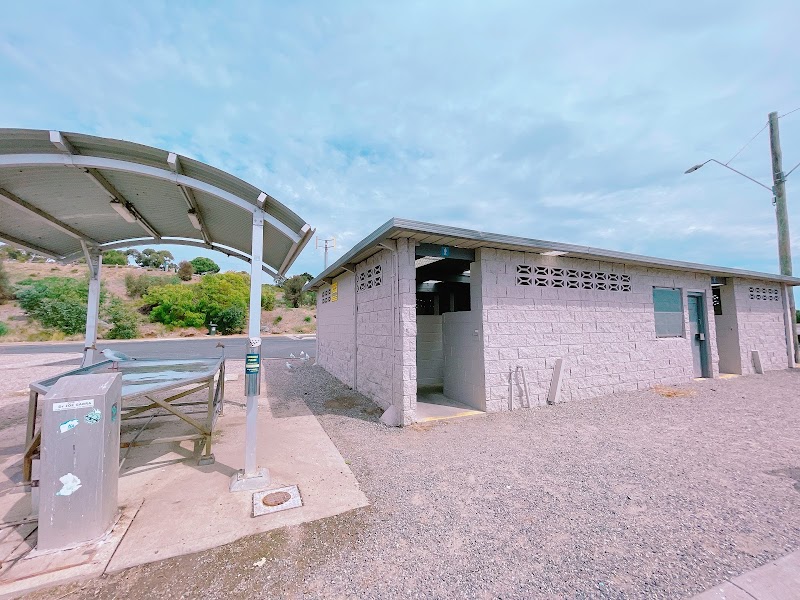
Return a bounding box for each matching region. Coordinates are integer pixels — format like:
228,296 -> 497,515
305,217 -> 800,289
0,129 -> 312,275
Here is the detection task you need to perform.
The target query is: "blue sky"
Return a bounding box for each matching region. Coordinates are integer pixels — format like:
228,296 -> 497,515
3,1 -> 800,280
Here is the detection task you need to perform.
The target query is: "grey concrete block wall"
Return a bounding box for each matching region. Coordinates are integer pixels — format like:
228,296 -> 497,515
355,250 -> 394,410
416,315 -> 443,387
316,241 -> 416,425
732,277 -> 792,374
394,238 -> 418,424
314,234 -> 794,425
478,248 -> 721,411
316,271 -> 356,388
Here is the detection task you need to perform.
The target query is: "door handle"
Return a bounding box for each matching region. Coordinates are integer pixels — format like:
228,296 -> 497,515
695,333 -> 705,341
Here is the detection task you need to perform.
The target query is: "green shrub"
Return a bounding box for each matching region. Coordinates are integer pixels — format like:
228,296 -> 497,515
177,260 -> 194,281
190,256 -> 220,275
216,305 -> 246,335
196,272 -> 249,325
261,286 -> 276,311
304,316 -> 312,323
273,315 -> 282,325
0,261 -> 12,304
0,321 -> 8,337
16,277 -> 102,335
105,298 -> 140,339
144,284 -> 205,328
125,272 -> 179,298
102,250 -> 128,266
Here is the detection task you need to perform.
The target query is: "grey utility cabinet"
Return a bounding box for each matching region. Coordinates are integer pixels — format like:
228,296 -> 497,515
37,373 -> 121,552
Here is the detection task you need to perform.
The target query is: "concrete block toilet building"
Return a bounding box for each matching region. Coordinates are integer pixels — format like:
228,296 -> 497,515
305,219 -> 799,425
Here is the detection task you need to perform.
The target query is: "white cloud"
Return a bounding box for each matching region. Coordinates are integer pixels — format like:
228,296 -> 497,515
1,0 -> 799,281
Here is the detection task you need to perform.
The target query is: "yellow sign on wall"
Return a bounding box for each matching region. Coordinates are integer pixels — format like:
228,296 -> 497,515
331,281 -> 338,302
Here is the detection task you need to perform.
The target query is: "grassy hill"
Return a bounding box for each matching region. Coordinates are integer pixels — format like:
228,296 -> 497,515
0,260 -> 315,342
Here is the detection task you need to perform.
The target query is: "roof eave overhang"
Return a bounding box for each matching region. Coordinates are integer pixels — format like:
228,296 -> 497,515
304,218 -> 800,290
0,129 -> 313,276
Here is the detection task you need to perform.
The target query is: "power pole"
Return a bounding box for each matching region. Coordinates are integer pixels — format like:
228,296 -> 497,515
316,236 -> 335,269
768,111 -> 799,363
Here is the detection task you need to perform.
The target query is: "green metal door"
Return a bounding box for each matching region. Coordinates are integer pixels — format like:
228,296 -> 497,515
688,294 -> 710,377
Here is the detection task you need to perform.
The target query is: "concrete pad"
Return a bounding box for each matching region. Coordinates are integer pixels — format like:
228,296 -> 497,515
731,550 -> 800,600
416,389 -> 484,422
0,500 -> 141,599
0,355 -> 369,592
692,581 -> 755,600
106,359 -> 369,572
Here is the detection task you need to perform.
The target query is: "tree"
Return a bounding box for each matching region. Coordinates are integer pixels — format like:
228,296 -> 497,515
177,260 -> 194,281
282,275 -> 307,308
190,256 -> 220,275
0,261 -> 12,304
102,250 -> 128,266
300,272 -> 314,282
133,248 -> 174,270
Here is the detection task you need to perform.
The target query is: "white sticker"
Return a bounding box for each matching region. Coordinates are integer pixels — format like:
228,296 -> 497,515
52,399 -> 94,412
59,419 -> 79,433
56,472 -> 82,496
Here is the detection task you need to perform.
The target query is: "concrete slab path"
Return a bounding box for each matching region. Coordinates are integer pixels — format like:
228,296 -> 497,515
693,550 -> 800,599
0,354 -> 369,596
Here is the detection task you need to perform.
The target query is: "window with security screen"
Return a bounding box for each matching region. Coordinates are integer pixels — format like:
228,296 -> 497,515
653,287 -> 684,338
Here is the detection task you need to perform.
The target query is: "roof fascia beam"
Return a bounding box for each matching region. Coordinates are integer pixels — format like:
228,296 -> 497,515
167,153 -> 212,244
0,153 -> 302,244
49,130 -> 78,155
278,224 -> 315,276
341,263 -> 357,273
0,186 -> 99,244
0,231 -> 62,260
64,236 -> 279,279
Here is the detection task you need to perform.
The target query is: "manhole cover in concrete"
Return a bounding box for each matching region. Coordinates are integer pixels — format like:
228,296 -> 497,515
262,491 -> 291,507
252,485 -> 302,517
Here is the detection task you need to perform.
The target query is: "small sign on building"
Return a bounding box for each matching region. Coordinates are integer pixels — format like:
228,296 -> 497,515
331,281 -> 338,302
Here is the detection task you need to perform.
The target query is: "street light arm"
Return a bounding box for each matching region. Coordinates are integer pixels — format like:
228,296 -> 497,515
684,158 -> 773,192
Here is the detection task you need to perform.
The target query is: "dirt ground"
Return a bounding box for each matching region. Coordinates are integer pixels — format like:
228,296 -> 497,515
30,364 -> 800,599
0,260 -> 315,341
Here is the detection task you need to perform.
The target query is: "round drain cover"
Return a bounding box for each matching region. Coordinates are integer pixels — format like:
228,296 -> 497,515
262,491 -> 292,507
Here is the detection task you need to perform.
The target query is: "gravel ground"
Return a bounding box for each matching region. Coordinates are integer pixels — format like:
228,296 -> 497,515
32,364 -> 800,599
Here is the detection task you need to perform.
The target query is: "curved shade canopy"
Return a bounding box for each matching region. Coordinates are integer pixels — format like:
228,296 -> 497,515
0,129 -> 313,276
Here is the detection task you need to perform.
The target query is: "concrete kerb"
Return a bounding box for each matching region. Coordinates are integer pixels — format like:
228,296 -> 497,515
692,549 -> 800,599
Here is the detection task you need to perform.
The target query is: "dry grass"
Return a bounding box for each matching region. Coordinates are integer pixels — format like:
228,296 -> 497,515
651,384 -> 696,398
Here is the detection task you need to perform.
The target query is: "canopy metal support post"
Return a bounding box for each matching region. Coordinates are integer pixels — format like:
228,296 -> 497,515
82,246 -> 102,367
230,208 -> 271,492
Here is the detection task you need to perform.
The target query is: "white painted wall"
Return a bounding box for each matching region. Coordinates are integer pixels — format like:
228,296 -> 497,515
416,315 -> 443,387
443,310 -> 486,410
714,283 -> 742,374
